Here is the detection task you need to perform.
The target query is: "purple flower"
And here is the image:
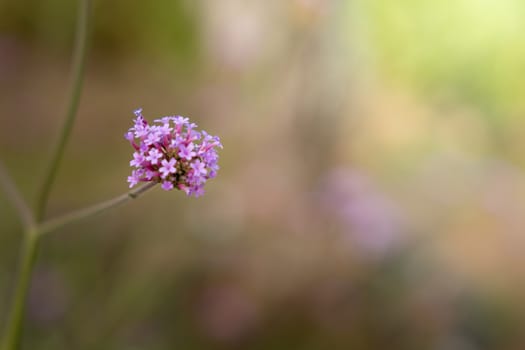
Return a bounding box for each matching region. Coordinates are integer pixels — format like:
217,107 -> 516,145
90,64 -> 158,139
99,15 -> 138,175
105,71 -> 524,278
178,143 -> 196,161
172,116 -> 189,126
191,159 -> 207,175
144,130 -> 160,146
127,169 -> 143,188
146,148 -> 163,165
189,185 -> 205,197
130,152 -> 144,168
134,108 -> 143,117
159,158 -> 177,178
125,108 -> 222,197
157,123 -> 172,136
125,132 -> 134,141
127,175 -> 138,188
145,169 -> 158,180
161,181 -> 174,191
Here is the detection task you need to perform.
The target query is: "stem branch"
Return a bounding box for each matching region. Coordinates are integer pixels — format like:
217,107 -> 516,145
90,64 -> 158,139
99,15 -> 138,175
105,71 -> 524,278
38,182 -> 157,236
0,162 -> 35,229
0,183 -> 156,350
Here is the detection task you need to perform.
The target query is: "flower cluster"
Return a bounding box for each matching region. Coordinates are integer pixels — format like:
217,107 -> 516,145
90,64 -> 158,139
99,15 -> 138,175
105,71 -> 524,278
125,108 -> 222,197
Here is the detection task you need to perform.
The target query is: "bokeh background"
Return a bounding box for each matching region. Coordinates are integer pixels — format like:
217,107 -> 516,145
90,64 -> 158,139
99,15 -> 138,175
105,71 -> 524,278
2,0 -> 525,349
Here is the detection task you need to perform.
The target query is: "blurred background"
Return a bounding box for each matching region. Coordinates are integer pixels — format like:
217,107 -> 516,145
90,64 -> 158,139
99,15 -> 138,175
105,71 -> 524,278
2,0 -> 525,349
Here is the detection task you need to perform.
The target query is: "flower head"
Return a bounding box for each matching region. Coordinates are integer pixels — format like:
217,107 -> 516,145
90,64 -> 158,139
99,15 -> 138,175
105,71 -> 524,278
125,108 -> 222,197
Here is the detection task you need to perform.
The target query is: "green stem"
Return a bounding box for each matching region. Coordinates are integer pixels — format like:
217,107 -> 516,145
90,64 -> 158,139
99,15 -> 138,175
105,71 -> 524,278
1,0 -> 91,347
38,182 -> 158,236
35,0 -> 92,222
1,230 -> 39,350
0,161 -> 35,229
0,183 -> 157,349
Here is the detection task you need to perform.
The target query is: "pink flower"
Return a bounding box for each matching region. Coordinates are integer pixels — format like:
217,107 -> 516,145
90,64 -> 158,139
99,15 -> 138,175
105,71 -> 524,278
159,158 -> 177,179
125,108 -> 222,197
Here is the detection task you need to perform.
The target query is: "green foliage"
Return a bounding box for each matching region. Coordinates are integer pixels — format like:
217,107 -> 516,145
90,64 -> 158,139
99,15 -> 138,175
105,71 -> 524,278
0,0 -> 200,63
360,0 -> 525,118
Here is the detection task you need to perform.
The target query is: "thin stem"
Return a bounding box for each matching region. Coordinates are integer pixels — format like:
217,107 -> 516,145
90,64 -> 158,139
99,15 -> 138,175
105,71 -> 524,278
38,182 -> 157,236
0,230 -> 39,350
0,161 -> 35,229
0,183 -> 156,349
35,0 -> 92,222
1,1 -> 91,348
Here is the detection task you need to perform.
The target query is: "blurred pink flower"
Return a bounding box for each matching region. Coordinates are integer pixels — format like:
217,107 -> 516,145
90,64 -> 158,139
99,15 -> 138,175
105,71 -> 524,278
319,168 -> 405,258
